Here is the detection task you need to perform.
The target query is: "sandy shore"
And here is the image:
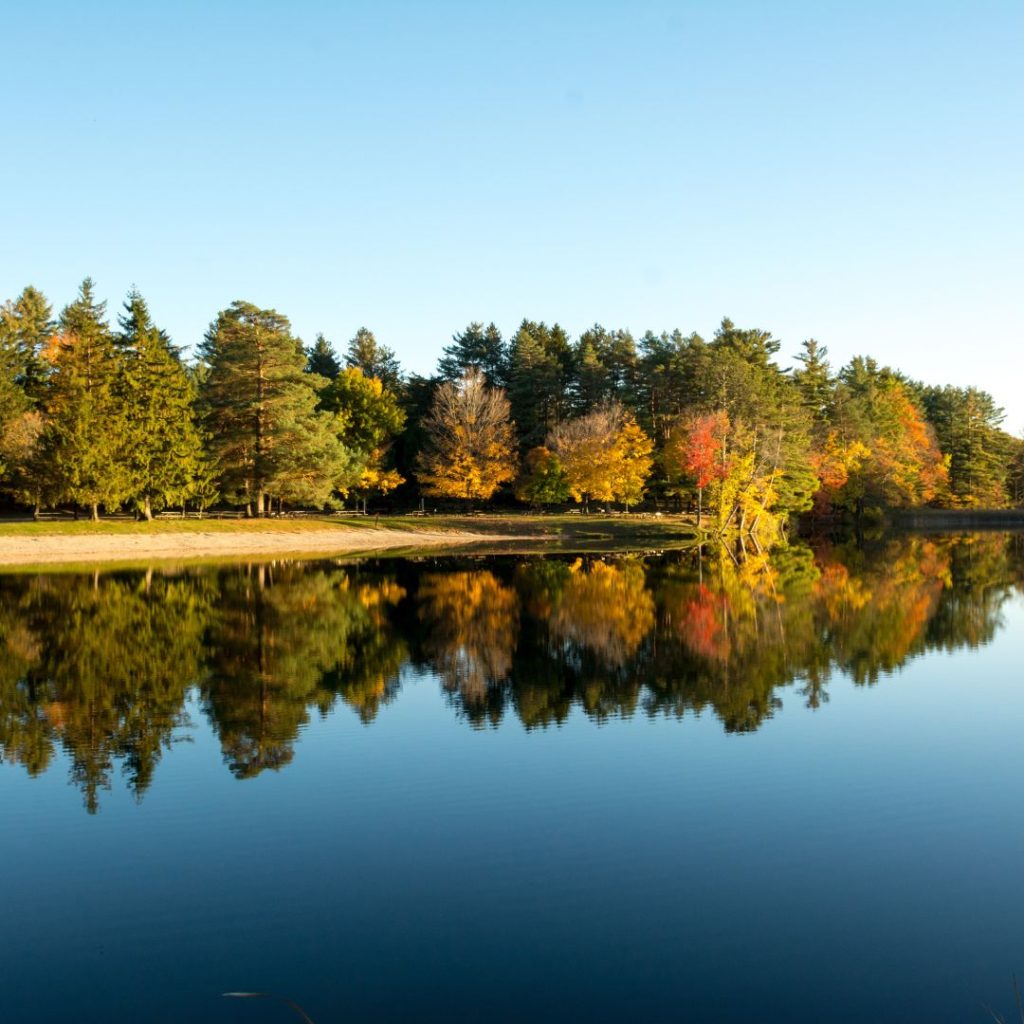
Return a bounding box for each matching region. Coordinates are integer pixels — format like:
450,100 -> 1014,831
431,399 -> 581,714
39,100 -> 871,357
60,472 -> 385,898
0,525 -> 510,566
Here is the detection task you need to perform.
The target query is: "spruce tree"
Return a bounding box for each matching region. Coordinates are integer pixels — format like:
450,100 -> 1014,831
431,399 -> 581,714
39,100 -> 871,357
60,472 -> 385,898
43,279 -> 130,519
0,286 -> 53,402
117,289 -> 205,519
305,333 -> 341,380
199,301 -> 349,514
345,327 -> 402,390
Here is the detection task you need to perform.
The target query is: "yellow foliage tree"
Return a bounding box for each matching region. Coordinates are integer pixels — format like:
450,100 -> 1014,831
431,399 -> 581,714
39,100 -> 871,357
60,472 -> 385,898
547,402 -> 654,510
416,369 -> 518,501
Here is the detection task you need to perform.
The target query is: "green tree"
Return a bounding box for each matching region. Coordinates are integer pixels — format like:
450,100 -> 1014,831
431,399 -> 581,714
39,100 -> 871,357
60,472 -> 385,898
437,322 -> 507,387
42,279 -> 130,519
515,446 -> 570,507
318,366 -> 406,508
793,338 -> 833,436
507,320 -> 572,450
305,332 -> 341,380
117,289 -> 205,519
345,327 -> 402,391
198,300 -> 350,514
921,385 -> 1011,507
0,285 -> 53,401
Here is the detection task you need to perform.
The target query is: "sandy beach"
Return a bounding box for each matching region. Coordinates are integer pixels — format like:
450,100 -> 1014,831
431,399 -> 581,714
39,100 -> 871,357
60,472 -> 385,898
0,524 -> 508,566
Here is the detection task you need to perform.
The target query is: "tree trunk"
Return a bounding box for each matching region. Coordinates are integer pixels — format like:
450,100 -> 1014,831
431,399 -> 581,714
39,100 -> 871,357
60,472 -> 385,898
143,495 -> 153,521
255,489 -> 265,517
90,503 -> 99,522
697,487 -> 703,528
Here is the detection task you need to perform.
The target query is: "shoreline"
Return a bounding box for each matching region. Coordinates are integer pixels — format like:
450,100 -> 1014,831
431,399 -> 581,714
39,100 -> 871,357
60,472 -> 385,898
0,513 -> 704,568
0,524 -> 516,566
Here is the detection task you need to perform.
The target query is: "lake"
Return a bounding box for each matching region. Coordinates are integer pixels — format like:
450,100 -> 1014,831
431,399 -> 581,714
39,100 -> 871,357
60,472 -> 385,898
2,533 -> 1023,1023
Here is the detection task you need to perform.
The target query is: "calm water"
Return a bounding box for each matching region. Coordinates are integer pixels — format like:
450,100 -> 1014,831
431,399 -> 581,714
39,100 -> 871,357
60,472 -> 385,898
2,533 -> 1023,1024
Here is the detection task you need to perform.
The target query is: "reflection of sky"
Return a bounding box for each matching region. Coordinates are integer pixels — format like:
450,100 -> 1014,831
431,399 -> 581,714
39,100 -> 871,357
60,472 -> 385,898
3,587 -> 1023,1023
2,1 -> 1022,428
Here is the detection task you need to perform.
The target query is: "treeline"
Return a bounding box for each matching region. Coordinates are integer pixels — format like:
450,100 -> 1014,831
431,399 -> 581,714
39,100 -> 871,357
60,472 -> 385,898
2,280 -> 1021,529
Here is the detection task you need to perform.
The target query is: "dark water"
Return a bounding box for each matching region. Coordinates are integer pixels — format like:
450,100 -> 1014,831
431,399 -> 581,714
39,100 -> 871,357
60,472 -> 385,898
2,533 -> 1024,1024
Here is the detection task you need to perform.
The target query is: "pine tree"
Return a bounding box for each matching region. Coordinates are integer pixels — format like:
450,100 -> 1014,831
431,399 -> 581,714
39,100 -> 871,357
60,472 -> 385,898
570,331 -> 610,413
437,322 -> 507,387
793,339 -> 833,435
117,289 -> 205,519
199,301 -> 350,514
921,386 -> 1011,507
345,327 -> 402,390
42,279 -> 130,519
507,320 -> 571,449
305,333 -> 341,380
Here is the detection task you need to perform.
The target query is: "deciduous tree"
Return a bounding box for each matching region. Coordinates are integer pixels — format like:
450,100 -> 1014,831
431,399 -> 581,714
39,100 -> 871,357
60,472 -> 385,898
319,366 -> 406,508
416,369 -> 517,501
547,402 -> 653,510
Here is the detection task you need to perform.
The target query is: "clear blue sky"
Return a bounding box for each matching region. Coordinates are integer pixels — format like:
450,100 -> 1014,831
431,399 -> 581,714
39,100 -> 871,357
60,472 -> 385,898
2,1 -> 1021,426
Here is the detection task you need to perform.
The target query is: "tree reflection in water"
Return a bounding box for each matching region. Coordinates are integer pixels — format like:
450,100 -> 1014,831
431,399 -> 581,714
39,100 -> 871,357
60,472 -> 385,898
0,532 -> 1021,810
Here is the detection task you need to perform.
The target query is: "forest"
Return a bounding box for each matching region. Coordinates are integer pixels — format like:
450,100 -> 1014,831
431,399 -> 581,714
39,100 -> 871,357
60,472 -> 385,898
2,279 -> 1022,538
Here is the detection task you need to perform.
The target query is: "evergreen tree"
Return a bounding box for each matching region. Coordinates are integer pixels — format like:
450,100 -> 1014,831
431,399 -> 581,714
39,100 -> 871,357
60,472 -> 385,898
117,289 -> 206,518
305,333 -> 341,380
437,322 -> 507,387
42,279 -> 130,518
636,330 -> 681,438
507,320 -> 571,449
712,317 -> 780,367
0,355 -> 27,457
0,286 -> 52,401
345,327 -> 402,390
199,301 -> 350,514
569,329 -> 611,413
793,339 -> 834,436
921,386 -> 1011,507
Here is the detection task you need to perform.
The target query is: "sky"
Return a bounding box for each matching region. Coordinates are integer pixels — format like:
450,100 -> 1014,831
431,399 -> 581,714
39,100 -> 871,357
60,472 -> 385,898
2,0 -> 1022,427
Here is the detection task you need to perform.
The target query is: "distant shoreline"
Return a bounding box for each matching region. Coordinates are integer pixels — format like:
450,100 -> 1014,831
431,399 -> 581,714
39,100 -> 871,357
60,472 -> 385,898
887,509 -> 1024,530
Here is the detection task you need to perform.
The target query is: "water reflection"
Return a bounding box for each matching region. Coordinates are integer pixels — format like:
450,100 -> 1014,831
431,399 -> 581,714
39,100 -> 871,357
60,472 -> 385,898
1,533 -> 1021,811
